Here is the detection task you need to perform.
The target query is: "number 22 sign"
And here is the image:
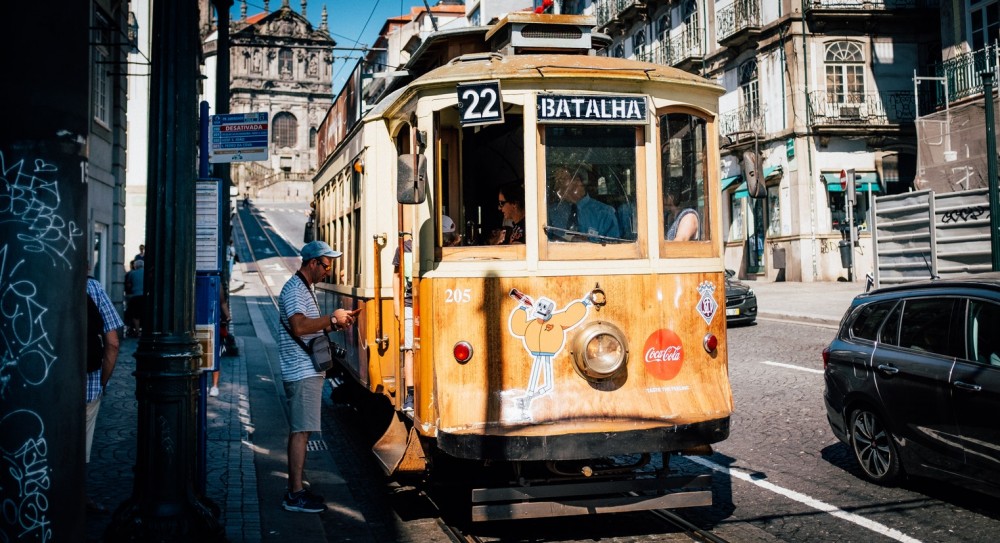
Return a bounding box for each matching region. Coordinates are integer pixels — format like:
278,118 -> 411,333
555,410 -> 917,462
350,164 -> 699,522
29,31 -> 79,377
456,81 -> 504,127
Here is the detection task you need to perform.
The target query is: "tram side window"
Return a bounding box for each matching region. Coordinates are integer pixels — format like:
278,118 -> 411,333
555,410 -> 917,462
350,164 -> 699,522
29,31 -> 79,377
661,113 -> 709,242
544,125 -> 637,243
454,115 -> 525,246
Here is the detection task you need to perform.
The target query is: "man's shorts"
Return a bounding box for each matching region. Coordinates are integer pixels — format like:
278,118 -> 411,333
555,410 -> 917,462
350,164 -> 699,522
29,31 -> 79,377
403,306 -> 413,349
284,376 -> 324,433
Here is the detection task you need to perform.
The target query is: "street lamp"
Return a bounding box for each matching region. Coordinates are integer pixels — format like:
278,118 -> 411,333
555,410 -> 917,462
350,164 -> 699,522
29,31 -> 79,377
982,70 -> 1000,272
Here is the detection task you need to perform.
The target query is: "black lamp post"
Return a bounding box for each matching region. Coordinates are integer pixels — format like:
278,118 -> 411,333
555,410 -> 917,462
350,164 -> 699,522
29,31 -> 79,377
983,70 -> 1000,272
106,0 -> 223,539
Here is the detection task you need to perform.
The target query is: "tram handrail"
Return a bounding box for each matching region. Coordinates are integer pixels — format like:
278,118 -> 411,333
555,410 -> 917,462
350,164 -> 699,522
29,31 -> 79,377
372,233 -> 389,351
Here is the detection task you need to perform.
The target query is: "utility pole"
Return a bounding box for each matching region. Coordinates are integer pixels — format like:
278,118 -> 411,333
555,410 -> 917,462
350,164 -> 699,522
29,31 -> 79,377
107,0 -> 223,539
983,70 -> 1000,271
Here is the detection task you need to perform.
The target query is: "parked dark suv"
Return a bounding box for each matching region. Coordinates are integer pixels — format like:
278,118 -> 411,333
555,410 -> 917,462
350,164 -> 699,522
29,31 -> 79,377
823,273 -> 1000,496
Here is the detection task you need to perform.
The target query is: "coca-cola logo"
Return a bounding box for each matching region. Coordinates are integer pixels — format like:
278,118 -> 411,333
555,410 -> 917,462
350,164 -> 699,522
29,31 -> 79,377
643,329 -> 683,380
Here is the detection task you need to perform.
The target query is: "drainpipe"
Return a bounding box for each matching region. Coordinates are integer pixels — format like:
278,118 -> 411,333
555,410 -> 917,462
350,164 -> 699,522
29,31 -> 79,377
799,2 -> 818,281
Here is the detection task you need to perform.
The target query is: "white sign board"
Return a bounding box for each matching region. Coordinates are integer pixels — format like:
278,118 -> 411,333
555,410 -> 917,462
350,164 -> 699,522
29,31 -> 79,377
209,112 -> 269,163
195,180 -> 220,272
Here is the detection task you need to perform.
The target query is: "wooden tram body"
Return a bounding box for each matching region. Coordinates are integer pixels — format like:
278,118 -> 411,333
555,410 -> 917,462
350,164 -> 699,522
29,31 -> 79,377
311,14 -> 733,520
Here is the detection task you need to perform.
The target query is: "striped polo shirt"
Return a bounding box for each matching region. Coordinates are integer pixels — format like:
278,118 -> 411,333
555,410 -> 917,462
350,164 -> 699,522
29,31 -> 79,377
277,273 -> 325,382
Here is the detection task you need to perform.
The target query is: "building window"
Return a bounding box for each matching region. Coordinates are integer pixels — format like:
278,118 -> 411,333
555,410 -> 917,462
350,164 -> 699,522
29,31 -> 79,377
658,14 -> 670,36
309,127 -> 317,148
469,7 -> 480,26
681,0 -> 698,26
972,0 -> 1000,51
633,30 -> 646,59
729,195 -> 746,242
92,9 -> 112,126
739,58 -> 759,125
766,184 -> 781,237
825,41 -> 865,104
279,49 -> 294,77
273,112 -> 298,148
614,44 -> 625,58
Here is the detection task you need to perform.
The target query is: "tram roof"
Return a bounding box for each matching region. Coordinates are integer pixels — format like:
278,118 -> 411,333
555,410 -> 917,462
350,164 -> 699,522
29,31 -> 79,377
417,53 -> 721,88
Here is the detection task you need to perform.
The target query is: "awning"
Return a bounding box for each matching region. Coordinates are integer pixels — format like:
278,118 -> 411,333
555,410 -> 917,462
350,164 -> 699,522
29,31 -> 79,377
764,165 -> 783,179
721,175 -> 742,191
734,182 -> 748,199
823,171 -> 881,193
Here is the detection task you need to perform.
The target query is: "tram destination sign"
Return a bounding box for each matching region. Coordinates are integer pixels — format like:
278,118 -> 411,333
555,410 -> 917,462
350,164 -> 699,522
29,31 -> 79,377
457,81 -> 505,127
209,112 -> 269,163
537,94 -> 647,124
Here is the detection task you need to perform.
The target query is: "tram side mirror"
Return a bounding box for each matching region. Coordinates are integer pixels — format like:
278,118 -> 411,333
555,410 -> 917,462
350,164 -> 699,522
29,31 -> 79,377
397,154 -> 427,204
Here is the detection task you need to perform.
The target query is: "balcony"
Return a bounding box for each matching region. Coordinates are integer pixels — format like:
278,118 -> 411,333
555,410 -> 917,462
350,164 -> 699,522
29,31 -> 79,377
808,90 -> 916,140
924,44 -> 1000,112
668,26 -> 704,71
803,0 -> 936,30
595,0 -> 647,34
636,42 -> 671,66
717,0 -> 761,49
719,103 -> 767,137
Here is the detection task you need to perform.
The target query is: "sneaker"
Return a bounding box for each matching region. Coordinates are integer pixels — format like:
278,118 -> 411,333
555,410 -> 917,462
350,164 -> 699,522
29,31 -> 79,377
282,490 -> 325,513
209,386 -> 219,397
301,487 -> 324,503
402,396 -> 414,413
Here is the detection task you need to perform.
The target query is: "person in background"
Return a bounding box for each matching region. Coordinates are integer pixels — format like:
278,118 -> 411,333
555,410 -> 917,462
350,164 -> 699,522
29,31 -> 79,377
548,166 -> 619,240
85,276 -> 122,514
133,244 -> 145,263
489,182 -> 526,245
664,183 -> 701,241
227,240 -> 237,281
123,259 -> 145,337
441,215 -> 461,247
277,241 -> 357,513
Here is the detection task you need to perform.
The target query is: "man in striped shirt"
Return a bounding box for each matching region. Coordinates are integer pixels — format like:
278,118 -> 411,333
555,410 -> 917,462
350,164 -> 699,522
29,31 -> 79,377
86,277 -> 123,513
277,241 -> 357,513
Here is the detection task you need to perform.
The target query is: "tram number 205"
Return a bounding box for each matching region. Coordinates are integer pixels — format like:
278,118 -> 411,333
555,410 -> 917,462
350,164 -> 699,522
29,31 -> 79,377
457,81 -> 504,126
445,288 -> 472,303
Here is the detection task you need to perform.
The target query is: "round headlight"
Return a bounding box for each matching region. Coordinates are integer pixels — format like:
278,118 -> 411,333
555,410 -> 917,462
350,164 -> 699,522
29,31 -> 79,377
570,322 -> 628,381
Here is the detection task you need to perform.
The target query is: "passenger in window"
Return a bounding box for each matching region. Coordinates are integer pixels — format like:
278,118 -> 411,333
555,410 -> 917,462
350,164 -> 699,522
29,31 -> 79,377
441,215 -> 462,246
664,182 -> 701,241
548,166 -> 620,241
489,182 -> 526,244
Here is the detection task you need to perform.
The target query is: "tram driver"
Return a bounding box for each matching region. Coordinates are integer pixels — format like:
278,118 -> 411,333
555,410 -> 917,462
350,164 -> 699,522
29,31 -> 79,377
547,165 -> 620,241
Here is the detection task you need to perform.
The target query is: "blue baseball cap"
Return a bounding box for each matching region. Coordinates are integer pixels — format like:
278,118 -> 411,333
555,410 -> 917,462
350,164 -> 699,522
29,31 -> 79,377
301,240 -> 341,261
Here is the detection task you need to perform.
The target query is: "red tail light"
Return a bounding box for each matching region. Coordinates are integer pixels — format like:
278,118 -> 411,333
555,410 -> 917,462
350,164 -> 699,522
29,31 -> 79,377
822,346 -> 830,370
453,341 -> 473,364
702,333 -> 718,353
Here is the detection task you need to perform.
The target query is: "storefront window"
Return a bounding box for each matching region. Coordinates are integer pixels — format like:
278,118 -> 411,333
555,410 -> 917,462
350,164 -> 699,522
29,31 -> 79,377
729,196 -> 745,242
766,185 -> 781,237
829,190 -> 874,232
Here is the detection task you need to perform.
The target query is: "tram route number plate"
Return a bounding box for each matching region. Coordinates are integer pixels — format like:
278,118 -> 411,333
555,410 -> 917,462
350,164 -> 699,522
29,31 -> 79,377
457,81 -> 504,127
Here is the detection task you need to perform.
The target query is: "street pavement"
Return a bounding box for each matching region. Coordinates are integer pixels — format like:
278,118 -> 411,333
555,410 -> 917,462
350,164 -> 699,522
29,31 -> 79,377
84,269 -> 867,542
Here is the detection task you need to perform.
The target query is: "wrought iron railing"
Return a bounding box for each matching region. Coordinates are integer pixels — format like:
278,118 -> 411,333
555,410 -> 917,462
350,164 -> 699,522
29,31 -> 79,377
718,0 -> 761,43
807,90 -> 916,126
719,103 -> 767,136
669,26 -> 704,65
636,42 -> 670,66
928,44 -> 1000,108
803,0 -> 929,10
594,0 -> 645,29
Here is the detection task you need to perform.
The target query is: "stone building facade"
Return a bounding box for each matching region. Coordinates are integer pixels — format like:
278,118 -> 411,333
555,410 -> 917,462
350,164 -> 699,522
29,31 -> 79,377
202,0 -> 336,201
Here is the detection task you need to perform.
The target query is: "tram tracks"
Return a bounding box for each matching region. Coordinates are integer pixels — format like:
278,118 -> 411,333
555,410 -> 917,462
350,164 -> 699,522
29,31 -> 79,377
233,204 -> 298,309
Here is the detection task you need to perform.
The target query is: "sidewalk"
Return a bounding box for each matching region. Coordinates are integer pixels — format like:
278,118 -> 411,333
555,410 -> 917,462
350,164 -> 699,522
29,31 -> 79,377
743,277 -> 867,326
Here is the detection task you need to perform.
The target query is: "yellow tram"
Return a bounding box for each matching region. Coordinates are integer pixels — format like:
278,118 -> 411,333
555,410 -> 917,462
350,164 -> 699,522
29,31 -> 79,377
311,13 -> 733,520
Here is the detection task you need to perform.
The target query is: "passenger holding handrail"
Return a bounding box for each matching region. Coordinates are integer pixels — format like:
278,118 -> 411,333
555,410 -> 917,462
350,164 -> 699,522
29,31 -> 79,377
547,165 -> 620,241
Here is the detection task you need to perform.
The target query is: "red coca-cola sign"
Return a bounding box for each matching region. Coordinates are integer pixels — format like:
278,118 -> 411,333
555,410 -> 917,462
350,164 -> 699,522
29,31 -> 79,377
643,329 -> 684,380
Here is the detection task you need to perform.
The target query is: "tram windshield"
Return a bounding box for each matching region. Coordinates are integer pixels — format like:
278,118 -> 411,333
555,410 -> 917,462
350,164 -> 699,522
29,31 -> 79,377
543,125 -> 637,244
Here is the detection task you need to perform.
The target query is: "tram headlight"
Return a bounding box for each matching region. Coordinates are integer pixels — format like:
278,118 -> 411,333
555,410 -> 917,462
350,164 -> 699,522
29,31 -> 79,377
569,322 -> 628,381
